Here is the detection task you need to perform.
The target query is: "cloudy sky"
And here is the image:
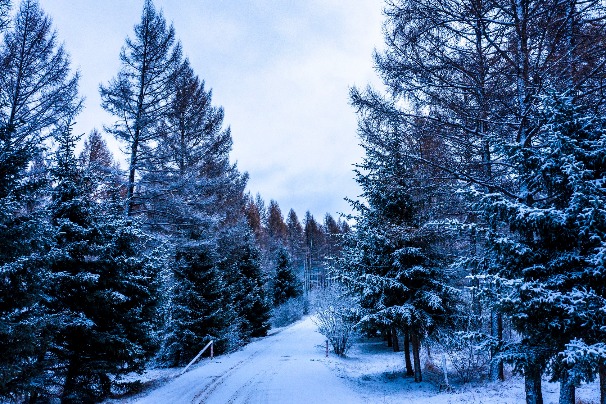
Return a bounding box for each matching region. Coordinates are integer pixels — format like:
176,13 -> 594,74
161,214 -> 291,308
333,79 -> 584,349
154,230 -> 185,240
37,0 -> 384,220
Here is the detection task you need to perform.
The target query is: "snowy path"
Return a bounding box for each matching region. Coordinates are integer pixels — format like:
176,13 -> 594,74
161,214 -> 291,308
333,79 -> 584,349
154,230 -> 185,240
132,317 -> 364,404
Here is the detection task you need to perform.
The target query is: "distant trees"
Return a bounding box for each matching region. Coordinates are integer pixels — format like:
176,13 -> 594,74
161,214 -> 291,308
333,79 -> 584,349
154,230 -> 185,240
273,247 -> 302,306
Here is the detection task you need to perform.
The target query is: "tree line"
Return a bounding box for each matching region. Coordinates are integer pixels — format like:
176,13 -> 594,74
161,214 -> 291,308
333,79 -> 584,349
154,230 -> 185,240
0,0 -> 347,402
336,0 -> 606,403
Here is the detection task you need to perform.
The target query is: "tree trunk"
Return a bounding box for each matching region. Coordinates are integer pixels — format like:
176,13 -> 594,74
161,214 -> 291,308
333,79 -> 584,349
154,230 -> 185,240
100,373 -> 112,398
411,332 -> 422,382
27,391 -> 39,404
392,327 -> 400,352
600,362 -> 606,404
62,357 -> 79,403
490,309 -> 504,381
558,371 -> 575,404
125,137 -> 139,217
404,330 -> 414,376
386,327 -> 393,347
524,362 -> 543,404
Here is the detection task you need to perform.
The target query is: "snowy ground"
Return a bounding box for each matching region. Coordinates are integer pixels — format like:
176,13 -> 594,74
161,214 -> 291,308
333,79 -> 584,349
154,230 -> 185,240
108,317 -> 601,404
326,335 -> 600,404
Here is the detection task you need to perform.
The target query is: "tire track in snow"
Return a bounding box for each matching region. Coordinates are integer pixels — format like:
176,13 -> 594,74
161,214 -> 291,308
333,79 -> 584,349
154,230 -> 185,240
225,367 -> 270,404
191,333 -> 285,404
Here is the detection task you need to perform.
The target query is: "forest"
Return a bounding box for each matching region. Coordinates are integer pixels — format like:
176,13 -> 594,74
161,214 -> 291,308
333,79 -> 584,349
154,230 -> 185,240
1,0 -> 606,403
0,0 -> 348,402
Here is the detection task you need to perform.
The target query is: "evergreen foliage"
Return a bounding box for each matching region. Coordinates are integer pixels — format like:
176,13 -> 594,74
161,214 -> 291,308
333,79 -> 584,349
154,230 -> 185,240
479,93 -> 606,402
0,1 -> 81,399
36,122 -> 158,402
273,248 -> 302,307
338,112 -> 460,382
160,244 -> 231,366
229,235 -> 271,339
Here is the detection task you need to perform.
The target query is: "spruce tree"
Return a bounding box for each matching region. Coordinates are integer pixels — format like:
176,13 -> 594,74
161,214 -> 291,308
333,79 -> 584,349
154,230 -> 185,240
273,247 -> 302,306
36,122 -> 158,402
338,114 -> 459,382
160,245 -> 231,366
479,93 -> 606,404
224,232 -> 271,339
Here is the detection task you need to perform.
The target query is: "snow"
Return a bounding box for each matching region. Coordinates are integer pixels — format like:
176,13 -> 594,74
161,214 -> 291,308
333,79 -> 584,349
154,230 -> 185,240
111,317 -> 364,404
327,337 -> 600,404
108,316 -> 601,404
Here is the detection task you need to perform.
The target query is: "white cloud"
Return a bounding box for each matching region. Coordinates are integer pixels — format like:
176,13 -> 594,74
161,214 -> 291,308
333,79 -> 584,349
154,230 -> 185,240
38,0 -> 385,218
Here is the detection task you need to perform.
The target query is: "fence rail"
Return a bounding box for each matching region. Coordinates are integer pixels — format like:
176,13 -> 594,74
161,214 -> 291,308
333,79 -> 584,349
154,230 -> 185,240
181,340 -> 214,375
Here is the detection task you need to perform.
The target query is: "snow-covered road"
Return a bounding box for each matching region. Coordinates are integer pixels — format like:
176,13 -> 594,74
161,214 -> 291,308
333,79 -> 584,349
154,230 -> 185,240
132,317 -> 364,404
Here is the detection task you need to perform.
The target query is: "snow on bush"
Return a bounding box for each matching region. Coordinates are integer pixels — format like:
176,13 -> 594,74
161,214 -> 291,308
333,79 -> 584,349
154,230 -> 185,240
313,286 -> 360,356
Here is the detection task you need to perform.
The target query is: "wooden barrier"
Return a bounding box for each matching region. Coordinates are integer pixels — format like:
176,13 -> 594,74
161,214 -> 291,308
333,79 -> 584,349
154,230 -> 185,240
181,340 -> 214,375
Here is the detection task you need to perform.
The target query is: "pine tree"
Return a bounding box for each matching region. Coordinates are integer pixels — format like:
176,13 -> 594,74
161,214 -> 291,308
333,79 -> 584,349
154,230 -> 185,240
479,93 -> 606,404
339,111 -> 460,382
0,1 -> 80,398
35,122 -> 158,402
273,247 -> 302,306
100,0 -> 181,216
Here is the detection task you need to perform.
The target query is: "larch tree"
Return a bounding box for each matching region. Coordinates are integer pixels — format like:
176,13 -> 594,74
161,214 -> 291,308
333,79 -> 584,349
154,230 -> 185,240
266,200 -> 288,247
285,208 -> 305,268
100,0 -> 181,216
79,129 -> 123,204
244,193 -> 264,242
145,57 -> 268,360
0,0 -> 80,199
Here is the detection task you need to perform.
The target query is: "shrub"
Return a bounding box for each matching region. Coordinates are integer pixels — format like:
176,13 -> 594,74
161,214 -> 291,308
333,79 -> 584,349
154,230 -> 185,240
313,286 -> 360,356
270,296 -> 308,328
